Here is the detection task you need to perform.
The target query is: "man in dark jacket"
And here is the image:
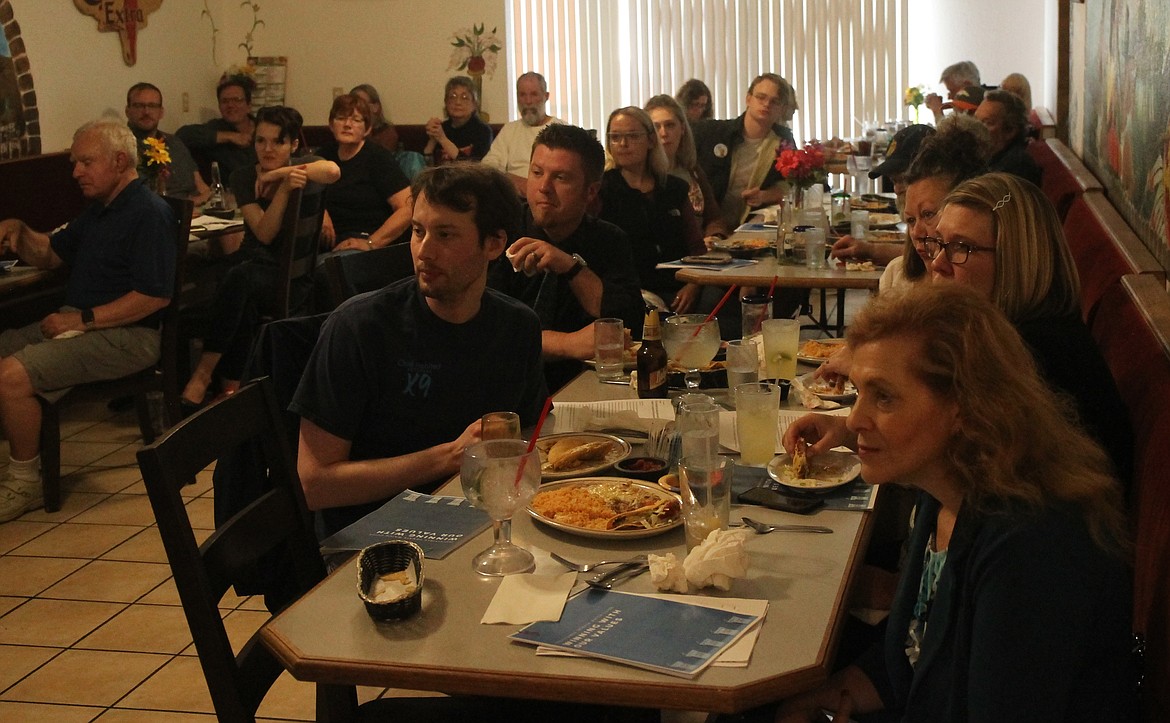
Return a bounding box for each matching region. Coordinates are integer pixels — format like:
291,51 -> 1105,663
976,89 -> 1042,187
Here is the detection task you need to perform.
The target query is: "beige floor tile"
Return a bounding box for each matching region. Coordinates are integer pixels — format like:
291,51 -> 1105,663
102,527 -> 168,564
221,609 -> 270,654
1,648 -> 168,707
60,441 -> 128,468
0,701 -> 104,722
0,596 -> 24,617
97,709 -> 217,721
91,446 -> 146,469
76,604 -> 194,655
184,469 -> 215,498
42,560 -> 172,603
64,466 -> 144,495
183,497 -> 216,530
0,644 -> 59,691
138,578 -> 181,606
0,598 -> 124,646
115,655 -> 213,714
236,595 -> 269,612
68,493 -> 157,527
119,481 -> 147,495
0,520 -> 55,555
13,523 -> 141,559
0,555 -> 88,597
254,670 -> 317,720
67,420 -> 145,445
19,491 -> 107,524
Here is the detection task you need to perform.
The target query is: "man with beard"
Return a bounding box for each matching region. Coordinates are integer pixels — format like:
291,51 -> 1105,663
124,82 -> 210,203
290,164 -> 547,535
488,124 -> 644,391
481,71 -> 561,194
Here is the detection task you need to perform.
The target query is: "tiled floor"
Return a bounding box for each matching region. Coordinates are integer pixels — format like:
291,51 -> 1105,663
0,286 -> 871,722
0,391 -> 361,721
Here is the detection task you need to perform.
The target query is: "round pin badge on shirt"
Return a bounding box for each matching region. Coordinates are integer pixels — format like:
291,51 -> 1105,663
714,143 -> 728,158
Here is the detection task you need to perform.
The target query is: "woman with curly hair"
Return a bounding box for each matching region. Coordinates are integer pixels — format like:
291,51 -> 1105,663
676,78 -> 714,122
774,282 -> 1133,722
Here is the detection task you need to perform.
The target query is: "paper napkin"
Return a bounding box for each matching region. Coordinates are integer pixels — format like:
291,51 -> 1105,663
481,572 -> 577,624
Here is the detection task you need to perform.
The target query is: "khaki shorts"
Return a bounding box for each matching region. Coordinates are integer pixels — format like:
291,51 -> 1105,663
0,309 -> 161,403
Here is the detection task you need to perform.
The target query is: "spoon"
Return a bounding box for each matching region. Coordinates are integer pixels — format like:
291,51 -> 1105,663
550,552 -> 648,573
739,516 -> 833,534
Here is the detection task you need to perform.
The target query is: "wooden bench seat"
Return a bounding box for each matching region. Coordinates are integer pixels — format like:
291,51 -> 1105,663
1090,274 -> 1170,721
1028,138 -> 1105,220
1063,193 -> 1165,324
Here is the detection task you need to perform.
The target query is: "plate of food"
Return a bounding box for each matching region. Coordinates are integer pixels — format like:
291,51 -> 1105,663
851,194 -> 896,211
767,448 -> 861,492
867,212 -> 902,228
866,229 -> 905,243
527,477 -> 682,538
712,236 -> 773,258
798,372 -> 858,402
797,338 -> 847,365
534,432 -> 631,480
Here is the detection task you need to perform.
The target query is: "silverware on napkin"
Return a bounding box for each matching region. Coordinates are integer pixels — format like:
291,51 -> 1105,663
585,561 -> 649,590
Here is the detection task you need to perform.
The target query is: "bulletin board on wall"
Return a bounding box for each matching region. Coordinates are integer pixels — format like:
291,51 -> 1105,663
248,56 -> 288,110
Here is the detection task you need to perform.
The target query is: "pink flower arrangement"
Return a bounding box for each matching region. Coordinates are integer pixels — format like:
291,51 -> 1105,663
774,141 -> 828,189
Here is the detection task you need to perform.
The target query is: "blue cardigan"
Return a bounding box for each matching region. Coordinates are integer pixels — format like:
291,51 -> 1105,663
856,492 -> 1134,722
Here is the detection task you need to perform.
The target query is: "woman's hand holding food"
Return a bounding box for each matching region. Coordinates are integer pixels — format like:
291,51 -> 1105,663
782,412 -> 855,457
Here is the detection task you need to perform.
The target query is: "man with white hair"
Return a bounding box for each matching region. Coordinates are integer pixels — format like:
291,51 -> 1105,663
0,119 -> 177,522
926,60 -> 982,123
481,71 -> 562,194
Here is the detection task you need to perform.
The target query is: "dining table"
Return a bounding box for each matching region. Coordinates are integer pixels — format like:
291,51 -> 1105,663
260,371 -> 873,721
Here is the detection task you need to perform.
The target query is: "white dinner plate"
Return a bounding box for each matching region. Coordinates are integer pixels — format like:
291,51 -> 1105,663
767,451 -> 862,492
798,372 -> 857,402
534,432 -> 631,480
867,212 -> 902,228
582,342 -> 641,371
526,477 -> 682,539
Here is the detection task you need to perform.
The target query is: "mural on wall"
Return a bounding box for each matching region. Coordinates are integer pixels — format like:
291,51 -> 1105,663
73,0 -> 163,66
447,23 -> 501,121
1083,0 -> 1170,259
0,0 -> 37,158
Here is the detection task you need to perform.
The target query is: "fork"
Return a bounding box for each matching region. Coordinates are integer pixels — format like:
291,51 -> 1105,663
550,552 -> 648,573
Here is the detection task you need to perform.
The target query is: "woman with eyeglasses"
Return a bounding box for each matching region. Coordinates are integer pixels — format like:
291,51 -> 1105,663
794,172 -> 1133,490
595,106 -> 705,312
644,94 -> 729,243
676,78 -> 714,122
317,93 -> 413,254
423,76 -> 494,165
767,283 -> 1134,723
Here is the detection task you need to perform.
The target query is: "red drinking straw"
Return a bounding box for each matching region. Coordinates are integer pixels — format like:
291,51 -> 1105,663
516,396 -> 554,488
692,284 -> 738,337
752,276 -> 779,334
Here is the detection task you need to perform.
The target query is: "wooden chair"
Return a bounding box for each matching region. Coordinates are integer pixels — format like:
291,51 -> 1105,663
321,242 -> 414,311
1062,194 -> 1164,325
1090,274 -> 1170,721
269,185 -> 325,320
37,195 -> 193,512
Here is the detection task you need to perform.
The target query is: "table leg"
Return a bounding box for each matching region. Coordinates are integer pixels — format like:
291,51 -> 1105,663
316,683 -> 360,722
836,289 -> 847,336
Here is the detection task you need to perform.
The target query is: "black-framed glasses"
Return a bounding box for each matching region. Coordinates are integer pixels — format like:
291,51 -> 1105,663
606,131 -> 649,145
921,236 -> 996,265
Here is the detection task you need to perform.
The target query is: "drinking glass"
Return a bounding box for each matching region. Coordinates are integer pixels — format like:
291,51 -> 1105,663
761,318 -> 800,381
679,455 -> 732,550
741,294 -> 772,338
735,382 -> 780,466
459,440 -> 541,576
593,317 -> 625,381
662,314 -> 721,389
802,227 -> 827,270
851,209 -> 870,239
676,401 -> 721,465
725,339 -> 760,391
480,411 -> 521,441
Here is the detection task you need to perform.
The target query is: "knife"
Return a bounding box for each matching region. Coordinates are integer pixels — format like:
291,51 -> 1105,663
586,562 -> 649,590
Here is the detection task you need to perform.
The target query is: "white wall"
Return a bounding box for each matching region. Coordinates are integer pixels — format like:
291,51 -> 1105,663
15,0 -> 509,152
906,0 -> 1048,110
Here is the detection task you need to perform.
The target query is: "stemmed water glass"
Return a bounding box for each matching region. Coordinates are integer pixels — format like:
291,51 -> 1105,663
460,439 -> 541,576
662,314 -> 721,389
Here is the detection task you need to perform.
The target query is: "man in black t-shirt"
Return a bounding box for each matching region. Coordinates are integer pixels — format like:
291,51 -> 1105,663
290,164 -> 547,534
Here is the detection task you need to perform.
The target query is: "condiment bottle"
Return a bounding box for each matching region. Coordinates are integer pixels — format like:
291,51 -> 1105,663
637,309 -> 669,399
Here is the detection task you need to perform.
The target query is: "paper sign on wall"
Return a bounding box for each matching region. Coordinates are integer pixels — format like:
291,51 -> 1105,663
73,0 -> 163,66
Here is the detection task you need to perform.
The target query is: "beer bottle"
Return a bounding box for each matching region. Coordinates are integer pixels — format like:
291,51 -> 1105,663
637,309 -> 669,399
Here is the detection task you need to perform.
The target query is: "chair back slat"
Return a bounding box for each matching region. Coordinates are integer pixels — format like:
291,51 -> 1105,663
137,379 -> 325,723
271,187 -> 325,319
321,242 -> 415,310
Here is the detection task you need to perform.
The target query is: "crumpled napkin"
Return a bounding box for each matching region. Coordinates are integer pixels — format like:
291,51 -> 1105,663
792,375 -> 842,410
480,572 -> 576,624
683,528 -> 752,590
648,552 -> 689,593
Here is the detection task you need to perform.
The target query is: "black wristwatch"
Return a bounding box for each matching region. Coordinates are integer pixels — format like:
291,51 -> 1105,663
563,253 -> 588,280
80,308 -> 96,328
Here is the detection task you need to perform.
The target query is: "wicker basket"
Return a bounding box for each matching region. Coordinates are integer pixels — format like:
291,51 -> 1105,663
356,540 -> 424,621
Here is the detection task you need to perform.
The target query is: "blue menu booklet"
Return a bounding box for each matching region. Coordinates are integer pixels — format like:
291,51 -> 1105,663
319,490 -> 490,559
510,589 -> 763,678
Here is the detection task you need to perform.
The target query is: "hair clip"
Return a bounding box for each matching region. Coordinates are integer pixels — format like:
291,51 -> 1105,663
992,192 -> 1011,211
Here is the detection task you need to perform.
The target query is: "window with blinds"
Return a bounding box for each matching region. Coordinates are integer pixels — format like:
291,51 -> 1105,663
506,0 -> 910,143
